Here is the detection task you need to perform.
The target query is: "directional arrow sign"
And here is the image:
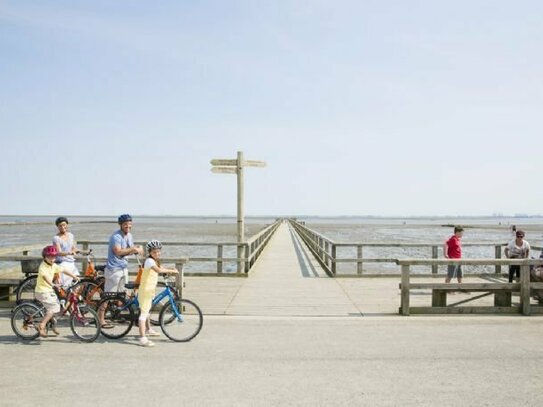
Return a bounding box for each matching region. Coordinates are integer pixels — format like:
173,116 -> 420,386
210,151 -> 266,274
210,159 -> 237,166
242,160 -> 266,168
211,166 -> 237,174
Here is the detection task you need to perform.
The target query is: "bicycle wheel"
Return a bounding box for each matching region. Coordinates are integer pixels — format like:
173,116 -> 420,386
98,297 -> 135,339
159,299 -> 203,342
11,302 -> 44,340
70,306 -> 100,342
70,279 -> 103,309
16,275 -> 38,304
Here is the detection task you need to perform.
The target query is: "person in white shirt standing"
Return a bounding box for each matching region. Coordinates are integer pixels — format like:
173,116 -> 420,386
53,216 -> 83,287
505,230 -> 530,283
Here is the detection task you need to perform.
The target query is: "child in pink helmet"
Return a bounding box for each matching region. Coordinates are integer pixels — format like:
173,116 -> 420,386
34,245 -> 80,338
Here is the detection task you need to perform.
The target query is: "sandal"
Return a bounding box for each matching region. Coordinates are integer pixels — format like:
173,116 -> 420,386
37,326 -> 47,338
101,323 -> 114,329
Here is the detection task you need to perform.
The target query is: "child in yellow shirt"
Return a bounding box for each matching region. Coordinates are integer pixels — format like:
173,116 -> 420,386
35,245 -> 79,338
138,240 -> 178,347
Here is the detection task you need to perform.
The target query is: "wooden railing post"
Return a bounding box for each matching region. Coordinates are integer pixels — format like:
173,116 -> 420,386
495,245 -> 502,275
245,244 -> 250,273
357,245 -> 363,275
331,244 -> 337,276
401,264 -> 410,316
520,264 -> 531,316
82,242 -> 89,273
175,262 -> 185,299
237,244 -> 243,274
217,245 -> 223,274
431,246 -> 438,274
319,237 -> 325,261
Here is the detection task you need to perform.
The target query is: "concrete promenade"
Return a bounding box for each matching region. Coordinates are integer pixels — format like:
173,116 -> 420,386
1,222 -> 543,406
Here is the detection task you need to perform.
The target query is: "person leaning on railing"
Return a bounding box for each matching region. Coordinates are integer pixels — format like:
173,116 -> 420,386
504,230 -> 530,283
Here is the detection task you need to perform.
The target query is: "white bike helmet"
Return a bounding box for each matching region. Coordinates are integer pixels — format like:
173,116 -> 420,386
146,239 -> 162,252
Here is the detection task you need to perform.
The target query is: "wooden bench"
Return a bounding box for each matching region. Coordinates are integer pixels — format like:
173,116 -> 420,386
422,283 -> 518,307
399,282 -> 521,314
0,259 -> 40,307
0,278 -> 22,305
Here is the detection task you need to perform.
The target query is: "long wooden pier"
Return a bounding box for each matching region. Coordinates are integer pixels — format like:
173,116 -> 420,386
188,221 -> 400,316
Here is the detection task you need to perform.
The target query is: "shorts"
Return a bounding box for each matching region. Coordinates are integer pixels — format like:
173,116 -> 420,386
447,264 -> 463,279
58,262 -> 80,287
104,268 -> 127,292
35,291 -> 60,313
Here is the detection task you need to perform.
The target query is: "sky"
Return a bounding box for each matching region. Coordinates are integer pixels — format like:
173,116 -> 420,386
0,1 -> 542,217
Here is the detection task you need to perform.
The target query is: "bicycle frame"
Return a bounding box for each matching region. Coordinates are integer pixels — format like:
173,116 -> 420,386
121,281 -> 184,322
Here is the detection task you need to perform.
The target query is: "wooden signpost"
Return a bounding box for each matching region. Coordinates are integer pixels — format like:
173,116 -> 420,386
210,151 -> 266,272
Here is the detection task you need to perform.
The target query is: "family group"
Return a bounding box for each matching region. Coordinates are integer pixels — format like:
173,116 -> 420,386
34,214 -> 178,347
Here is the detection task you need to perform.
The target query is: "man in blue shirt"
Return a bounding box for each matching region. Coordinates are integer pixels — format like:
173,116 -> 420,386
100,214 -> 143,329
104,214 -> 143,292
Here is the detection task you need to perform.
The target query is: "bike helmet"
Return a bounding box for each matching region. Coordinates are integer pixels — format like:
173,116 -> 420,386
55,216 -> 69,226
118,214 -> 133,224
42,245 -> 58,258
146,239 -> 162,252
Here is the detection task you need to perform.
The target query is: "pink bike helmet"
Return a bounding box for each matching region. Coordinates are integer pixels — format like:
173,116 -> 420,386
42,245 -> 58,258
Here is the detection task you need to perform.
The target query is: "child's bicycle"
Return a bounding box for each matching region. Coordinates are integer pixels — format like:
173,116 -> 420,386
15,251 -> 104,308
98,275 -> 203,342
11,282 -> 101,342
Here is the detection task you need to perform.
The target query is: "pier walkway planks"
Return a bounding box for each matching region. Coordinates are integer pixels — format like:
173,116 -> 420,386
187,222 -> 400,316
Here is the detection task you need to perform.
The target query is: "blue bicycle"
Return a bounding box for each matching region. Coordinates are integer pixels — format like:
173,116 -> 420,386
98,275 -> 203,342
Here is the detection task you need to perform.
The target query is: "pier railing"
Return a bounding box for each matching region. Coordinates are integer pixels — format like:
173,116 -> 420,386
79,219 -> 280,276
289,219 -> 532,277
0,220 -> 281,279
397,258 -> 543,316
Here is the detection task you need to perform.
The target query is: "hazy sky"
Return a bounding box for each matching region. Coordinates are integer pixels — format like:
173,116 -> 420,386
1,1 -> 542,217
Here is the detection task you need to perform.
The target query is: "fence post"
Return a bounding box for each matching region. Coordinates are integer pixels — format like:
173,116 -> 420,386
175,262 -> 185,299
520,264 -> 531,316
431,246 -> 438,274
357,245 -> 363,275
82,242 -> 89,273
217,245 -> 223,274
324,242 -> 330,268
401,264 -> 410,316
320,237 -> 325,261
245,244 -> 250,273
331,244 -> 337,276
495,245 -> 502,275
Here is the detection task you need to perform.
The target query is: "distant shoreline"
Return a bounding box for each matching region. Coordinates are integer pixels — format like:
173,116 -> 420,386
0,214 -> 542,219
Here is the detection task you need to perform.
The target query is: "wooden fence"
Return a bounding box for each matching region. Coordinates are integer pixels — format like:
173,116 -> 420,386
0,220 -> 281,279
397,258 -> 543,315
289,219 -> 535,276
